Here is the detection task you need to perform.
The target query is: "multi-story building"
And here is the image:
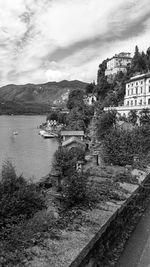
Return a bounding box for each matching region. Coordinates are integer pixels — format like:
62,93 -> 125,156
105,73 -> 150,117
105,52 -> 132,76
124,73 -> 150,107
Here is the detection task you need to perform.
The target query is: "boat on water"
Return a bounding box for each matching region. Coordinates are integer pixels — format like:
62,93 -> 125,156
13,131 -> 18,135
39,130 -> 57,138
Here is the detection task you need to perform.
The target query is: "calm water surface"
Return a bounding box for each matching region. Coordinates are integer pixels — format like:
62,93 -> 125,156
0,115 -> 58,181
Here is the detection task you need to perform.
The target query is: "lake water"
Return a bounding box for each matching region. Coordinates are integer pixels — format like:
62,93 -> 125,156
0,116 -> 58,181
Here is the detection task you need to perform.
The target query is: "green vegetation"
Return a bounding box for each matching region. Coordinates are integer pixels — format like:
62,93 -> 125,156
65,89 -> 94,131
101,125 -> 150,166
96,110 -> 117,140
46,109 -> 67,125
63,170 -> 88,207
52,146 -> 85,191
0,161 -> 49,266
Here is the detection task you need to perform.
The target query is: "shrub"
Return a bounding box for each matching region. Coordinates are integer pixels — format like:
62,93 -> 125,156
0,161 -> 45,229
102,126 -> 150,166
63,170 -> 88,207
102,129 -> 133,166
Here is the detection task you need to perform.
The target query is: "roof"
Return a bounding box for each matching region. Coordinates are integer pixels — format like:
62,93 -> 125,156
62,137 -> 86,147
61,130 -> 84,136
126,72 -> 150,83
109,53 -> 132,61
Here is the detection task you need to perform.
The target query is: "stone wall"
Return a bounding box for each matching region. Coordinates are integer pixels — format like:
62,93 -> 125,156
70,173 -> 150,267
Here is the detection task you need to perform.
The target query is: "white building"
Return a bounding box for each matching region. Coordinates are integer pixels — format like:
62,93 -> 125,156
105,73 -> 150,117
105,52 -> 132,76
84,94 -> 97,106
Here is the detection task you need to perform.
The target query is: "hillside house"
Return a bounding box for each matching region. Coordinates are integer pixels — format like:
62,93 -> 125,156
62,136 -> 86,151
105,52 -> 132,77
84,94 -> 97,106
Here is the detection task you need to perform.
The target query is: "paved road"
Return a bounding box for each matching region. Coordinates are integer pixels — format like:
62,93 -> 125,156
115,200 -> 150,267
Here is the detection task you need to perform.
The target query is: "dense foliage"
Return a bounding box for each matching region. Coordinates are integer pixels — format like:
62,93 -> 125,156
102,125 -> 150,166
96,110 -> 117,140
0,161 -> 45,229
52,146 -> 85,189
0,161 -> 47,266
46,109 -> 67,125
63,170 -> 88,207
66,89 -> 94,131
67,89 -> 84,110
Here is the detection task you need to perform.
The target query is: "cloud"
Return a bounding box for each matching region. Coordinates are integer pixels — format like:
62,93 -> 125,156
0,0 -> 150,85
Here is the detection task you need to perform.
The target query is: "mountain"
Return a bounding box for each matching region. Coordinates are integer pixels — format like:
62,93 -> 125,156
0,80 -> 88,114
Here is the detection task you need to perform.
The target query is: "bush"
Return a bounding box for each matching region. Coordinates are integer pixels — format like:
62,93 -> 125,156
102,126 -> 150,166
0,210 -> 59,266
63,170 -> 88,207
102,129 -> 134,166
0,161 -> 45,229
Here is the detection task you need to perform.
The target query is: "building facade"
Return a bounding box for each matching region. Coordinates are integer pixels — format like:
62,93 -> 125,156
124,73 -> 150,107
105,73 -> 150,117
105,52 -> 132,76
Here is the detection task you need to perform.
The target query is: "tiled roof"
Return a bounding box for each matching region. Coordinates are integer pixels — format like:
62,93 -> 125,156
61,130 -> 84,136
62,137 -> 86,147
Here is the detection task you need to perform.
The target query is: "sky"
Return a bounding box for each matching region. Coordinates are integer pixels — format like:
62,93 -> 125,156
0,0 -> 150,86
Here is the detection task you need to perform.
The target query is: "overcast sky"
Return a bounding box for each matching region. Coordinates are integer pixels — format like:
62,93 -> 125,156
0,0 -> 150,86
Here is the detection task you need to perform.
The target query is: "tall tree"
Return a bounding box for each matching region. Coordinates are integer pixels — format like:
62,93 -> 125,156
146,47 -> 150,71
96,110 -> 117,140
67,89 -> 84,110
85,82 -> 96,95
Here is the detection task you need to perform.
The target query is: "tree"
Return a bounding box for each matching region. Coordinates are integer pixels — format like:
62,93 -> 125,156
128,110 -> 138,125
139,108 -> 150,126
68,147 -> 85,162
102,129 -> 134,166
85,82 -> 95,95
146,47 -> 150,71
63,170 -> 87,207
130,46 -> 147,75
52,147 -> 75,190
46,110 -> 58,121
67,89 -> 84,110
96,110 -> 117,140
0,161 -> 45,229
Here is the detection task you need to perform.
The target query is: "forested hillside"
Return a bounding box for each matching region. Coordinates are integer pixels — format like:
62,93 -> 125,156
0,80 -> 88,114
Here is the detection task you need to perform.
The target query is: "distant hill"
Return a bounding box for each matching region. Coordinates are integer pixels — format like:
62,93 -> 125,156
0,80 -> 88,114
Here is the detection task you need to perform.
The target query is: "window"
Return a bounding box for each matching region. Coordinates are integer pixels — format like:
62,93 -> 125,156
141,87 -> 142,93
127,101 -> 129,106
136,87 -> 138,94
135,100 -> 137,106
128,90 -> 129,96
148,99 -> 150,105
136,82 -> 138,85
149,86 -> 150,93
131,100 -> 133,106
131,89 -> 133,95
141,81 -> 143,84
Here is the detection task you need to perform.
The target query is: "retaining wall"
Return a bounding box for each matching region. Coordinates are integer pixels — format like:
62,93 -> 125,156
69,173 -> 150,267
